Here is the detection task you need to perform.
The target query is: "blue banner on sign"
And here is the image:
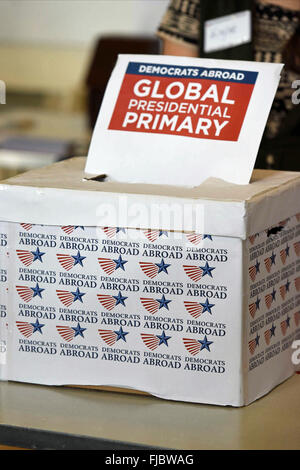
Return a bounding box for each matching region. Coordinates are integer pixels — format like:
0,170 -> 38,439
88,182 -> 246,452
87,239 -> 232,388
126,62 -> 258,84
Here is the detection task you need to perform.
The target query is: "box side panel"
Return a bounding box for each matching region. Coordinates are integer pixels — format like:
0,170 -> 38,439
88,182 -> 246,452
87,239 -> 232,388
0,222 -> 9,380
245,213 -> 300,405
6,222 -> 243,406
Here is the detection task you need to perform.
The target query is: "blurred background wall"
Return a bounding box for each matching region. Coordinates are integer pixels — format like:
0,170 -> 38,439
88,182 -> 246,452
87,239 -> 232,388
0,0 -> 168,178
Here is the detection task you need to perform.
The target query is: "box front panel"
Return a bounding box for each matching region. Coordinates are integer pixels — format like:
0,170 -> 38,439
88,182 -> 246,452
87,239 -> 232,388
5,223 -> 243,405
245,213 -> 300,404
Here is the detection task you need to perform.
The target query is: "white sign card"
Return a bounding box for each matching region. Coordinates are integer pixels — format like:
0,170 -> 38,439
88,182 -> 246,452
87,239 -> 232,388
85,54 -> 283,187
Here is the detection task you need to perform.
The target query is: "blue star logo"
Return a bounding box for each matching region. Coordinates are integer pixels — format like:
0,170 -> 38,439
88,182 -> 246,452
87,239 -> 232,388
270,252 -> 276,265
255,333 -> 260,346
198,335 -> 213,351
270,324 -> 276,337
155,259 -> 170,274
200,298 -> 215,314
156,295 -> 172,310
255,297 -> 261,310
72,323 -> 86,338
200,262 -> 215,278
285,279 -> 291,292
113,291 -> 128,307
286,315 -> 290,328
114,327 -> 129,342
30,319 -> 45,334
31,247 -> 45,262
31,283 -> 44,298
71,287 -> 85,303
116,227 -> 126,234
113,255 -> 127,271
285,244 -> 290,257
159,230 -> 168,237
203,234 -> 213,240
255,259 -> 260,274
271,288 -> 276,301
157,331 -> 171,346
72,251 -> 86,267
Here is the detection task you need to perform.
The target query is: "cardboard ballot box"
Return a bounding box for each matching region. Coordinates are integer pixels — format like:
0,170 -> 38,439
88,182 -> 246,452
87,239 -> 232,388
0,157 -> 299,407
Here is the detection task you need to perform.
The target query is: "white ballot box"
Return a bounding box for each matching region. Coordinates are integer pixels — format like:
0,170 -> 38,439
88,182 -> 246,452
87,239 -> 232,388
0,157 -> 299,406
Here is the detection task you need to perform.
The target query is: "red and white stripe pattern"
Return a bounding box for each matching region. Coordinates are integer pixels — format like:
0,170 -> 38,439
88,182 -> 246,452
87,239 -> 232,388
139,262 -> 159,279
249,234 -> 258,245
16,321 -> 34,338
98,329 -> 118,346
141,333 -> 160,351
248,302 -> 258,319
249,265 -> 257,282
264,256 -> 273,273
280,247 -> 289,265
140,297 -> 160,315
98,258 -> 117,275
294,311 -> 300,327
183,338 -> 201,356
16,285 -> 34,302
248,338 -> 257,356
97,294 -> 117,311
280,319 -> 289,336
280,283 -> 288,300
184,301 -> 204,319
294,241 -> 300,257
61,225 -> 75,234
20,223 -> 33,231
186,232 -> 203,245
16,250 -> 34,267
56,290 -> 74,307
265,292 -> 274,310
295,277 -> 300,292
56,325 -> 75,342
143,229 -> 161,242
183,265 -> 204,283
102,227 -> 125,239
56,253 -> 75,271
264,329 -> 272,345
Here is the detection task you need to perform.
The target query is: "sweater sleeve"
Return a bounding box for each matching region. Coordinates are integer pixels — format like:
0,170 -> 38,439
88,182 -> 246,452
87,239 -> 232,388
157,0 -> 201,49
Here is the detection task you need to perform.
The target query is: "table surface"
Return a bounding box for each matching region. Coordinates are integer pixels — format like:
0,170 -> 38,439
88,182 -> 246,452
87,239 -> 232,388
0,375 -> 300,450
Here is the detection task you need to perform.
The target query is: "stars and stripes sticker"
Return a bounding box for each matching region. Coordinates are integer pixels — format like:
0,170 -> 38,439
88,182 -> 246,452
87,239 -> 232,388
249,260 -> 260,282
61,226 -> 84,234
140,295 -> 171,314
279,280 -> 290,300
295,277 -> 300,292
98,327 -> 128,346
248,334 -> 260,355
186,232 -> 203,245
183,336 -> 213,355
16,283 -> 44,302
280,245 -> 290,265
102,227 -> 126,238
141,331 -> 171,350
265,289 -> 276,309
294,241 -> 300,257
16,247 -> 45,266
56,323 -> 86,342
56,288 -> 85,307
184,301 -> 204,319
280,317 -> 290,336
98,255 -> 127,275
16,319 -> 44,338
139,259 -> 170,279
264,324 -> 276,345
295,213 -> 300,222
264,252 -> 276,273
294,311 -> 300,327
20,223 -> 33,231
56,251 -> 86,271
97,292 -> 127,311
183,262 -> 215,282
248,297 -> 260,318
143,229 -> 168,242
248,233 -> 259,245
